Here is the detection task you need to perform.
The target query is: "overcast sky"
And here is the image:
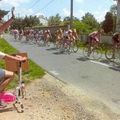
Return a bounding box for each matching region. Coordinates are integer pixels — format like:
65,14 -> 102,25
0,0 -> 116,22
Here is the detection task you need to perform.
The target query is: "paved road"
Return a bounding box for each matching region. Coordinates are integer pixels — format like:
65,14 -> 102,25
4,34 -> 120,113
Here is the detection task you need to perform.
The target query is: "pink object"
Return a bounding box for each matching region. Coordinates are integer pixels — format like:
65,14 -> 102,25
0,92 -> 16,104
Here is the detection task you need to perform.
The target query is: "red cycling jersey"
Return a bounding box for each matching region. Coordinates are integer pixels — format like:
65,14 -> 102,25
89,31 -> 101,42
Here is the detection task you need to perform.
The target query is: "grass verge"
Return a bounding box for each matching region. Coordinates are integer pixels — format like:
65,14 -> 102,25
0,38 -> 45,89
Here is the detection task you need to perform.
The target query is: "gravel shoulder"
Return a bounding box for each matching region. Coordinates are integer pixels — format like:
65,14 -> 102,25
0,73 -> 120,120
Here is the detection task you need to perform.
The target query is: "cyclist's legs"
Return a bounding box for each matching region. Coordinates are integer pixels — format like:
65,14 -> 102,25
112,40 -> 118,58
0,69 -> 14,92
87,36 -> 93,52
14,33 -> 18,40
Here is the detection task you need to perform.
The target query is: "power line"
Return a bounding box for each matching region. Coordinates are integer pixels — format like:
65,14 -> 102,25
40,0 -> 56,11
29,0 -> 40,9
34,0 -> 56,15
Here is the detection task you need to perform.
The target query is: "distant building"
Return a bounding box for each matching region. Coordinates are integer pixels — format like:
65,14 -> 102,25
38,15 -> 48,26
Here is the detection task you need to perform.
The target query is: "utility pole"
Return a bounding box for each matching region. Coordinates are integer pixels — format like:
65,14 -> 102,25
114,0 -> 120,32
70,0 -> 73,29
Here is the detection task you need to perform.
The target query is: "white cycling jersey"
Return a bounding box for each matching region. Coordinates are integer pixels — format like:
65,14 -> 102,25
63,31 -> 68,37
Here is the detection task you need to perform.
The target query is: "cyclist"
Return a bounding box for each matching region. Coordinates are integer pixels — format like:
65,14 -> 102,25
112,32 -> 120,58
24,29 -> 30,42
44,29 -> 52,46
63,29 -> 69,44
13,29 -> 19,40
18,29 -> 24,41
57,29 -> 63,42
87,28 -> 104,52
72,29 -> 79,41
68,29 -> 73,40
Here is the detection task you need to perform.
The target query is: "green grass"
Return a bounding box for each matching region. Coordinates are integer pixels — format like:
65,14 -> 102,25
0,38 -> 45,89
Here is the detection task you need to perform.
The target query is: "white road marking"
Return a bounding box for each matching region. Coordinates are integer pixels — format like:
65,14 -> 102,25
49,70 -> 59,75
90,60 -> 110,67
90,60 -> 120,70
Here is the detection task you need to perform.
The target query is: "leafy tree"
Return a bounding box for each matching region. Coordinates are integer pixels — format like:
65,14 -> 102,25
63,16 -> 79,21
11,15 -> 42,29
11,18 -> 23,29
73,20 -> 91,34
48,13 -> 61,26
110,4 -> 117,32
102,12 -> 114,33
0,9 -> 9,20
22,15 -> 40,27
81,12 -> 99,30
110,4 -> 117,15
63,16 -> 79,26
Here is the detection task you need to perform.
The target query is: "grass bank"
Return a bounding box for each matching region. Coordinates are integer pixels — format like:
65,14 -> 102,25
0,38 -> 45,89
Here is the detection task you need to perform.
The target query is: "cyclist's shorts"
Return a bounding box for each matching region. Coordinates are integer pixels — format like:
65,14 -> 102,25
112,37 -> 120,44
0,69 -> 5,84
89,36 -> 99,44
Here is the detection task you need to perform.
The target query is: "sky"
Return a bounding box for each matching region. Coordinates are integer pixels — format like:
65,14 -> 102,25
0,0 -> 117,22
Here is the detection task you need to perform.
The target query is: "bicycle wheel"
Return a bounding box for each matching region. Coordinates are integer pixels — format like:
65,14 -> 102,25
14,34 -> 17,40
36,38 -> 43,46
29,37 -> 34,44
83,47 -> 90,58
72,41 -> 79,53
92,47 -> 102,60
63,43 -> 71,54
55,42 -> 61,49
105,48 -> 114,61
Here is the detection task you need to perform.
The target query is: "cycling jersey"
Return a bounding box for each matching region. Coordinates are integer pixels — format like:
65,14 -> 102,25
13,29 -> 18,34
89,31 -> 101,42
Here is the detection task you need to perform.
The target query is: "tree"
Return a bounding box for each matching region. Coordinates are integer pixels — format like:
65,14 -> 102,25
0,9 -> 9,20
11,18 -> 23,29
11,15 -> 42,29
48,14 -> 61,26
81,12 -> 99,30
73,21 -> 91,34
63,16 -> 79,26
110,4 -> 117,32
102,12 -> 114,33
110,4 -> 117,15
23,15 -> 40,27
63,16 -> 79,21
